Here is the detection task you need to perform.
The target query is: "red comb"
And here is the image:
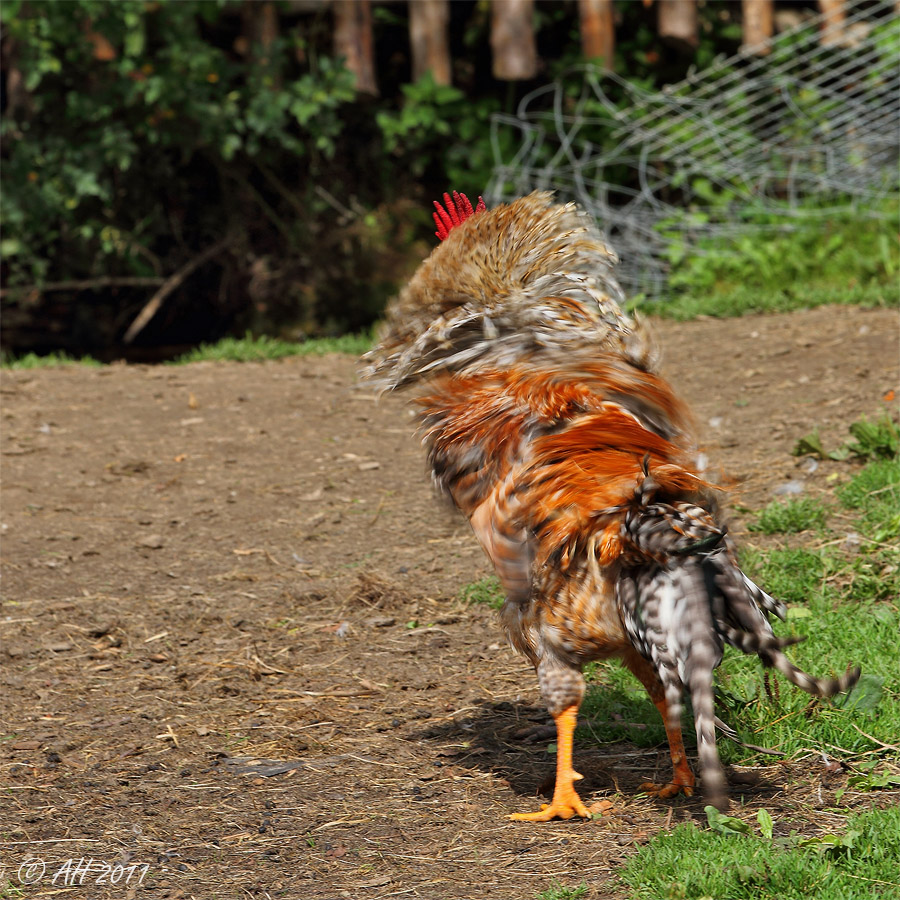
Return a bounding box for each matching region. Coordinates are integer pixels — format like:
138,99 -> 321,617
433,191 -> 486,241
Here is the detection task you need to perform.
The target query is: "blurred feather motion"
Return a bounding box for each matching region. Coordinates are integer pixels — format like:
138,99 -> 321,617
363,191 -> 859,819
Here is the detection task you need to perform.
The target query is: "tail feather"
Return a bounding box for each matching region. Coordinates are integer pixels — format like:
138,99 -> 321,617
715,565 -> 787,625
764,655 -> 861,699
681,559 -> 728,811
720,625 -> 806,654
617,492 -> 859,809
687,651 -> 728,810
618,557 -> 729,809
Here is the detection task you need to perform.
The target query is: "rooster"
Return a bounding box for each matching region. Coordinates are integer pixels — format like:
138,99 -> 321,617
362,191 -> 859,820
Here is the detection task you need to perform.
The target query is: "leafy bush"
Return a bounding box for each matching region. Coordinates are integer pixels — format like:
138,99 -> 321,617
4,0 -> 896,355
794,415 -> 899,462
3,2 -> 350,283
0,0 -> 421,353
842,415 -> 900,462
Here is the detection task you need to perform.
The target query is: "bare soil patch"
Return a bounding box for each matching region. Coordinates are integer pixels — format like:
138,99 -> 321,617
1,305 -> 897,899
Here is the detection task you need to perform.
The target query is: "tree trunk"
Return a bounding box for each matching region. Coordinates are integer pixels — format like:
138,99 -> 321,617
579,0 -> 615,70
243,1 -> 279,54
741,0 -> 773,54
333,0 -> 378,96
817,0 -> 846,47
409,0 -> 451,85
239,1 -> 281,85
491,0 -> 538,81
657,0 -> 698,52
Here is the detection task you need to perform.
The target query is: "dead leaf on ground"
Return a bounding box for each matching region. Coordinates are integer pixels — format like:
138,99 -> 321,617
589,799 -> 616,817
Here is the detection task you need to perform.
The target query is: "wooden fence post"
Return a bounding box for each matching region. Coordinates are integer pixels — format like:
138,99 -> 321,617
409,0 -> 451,85
817,0 -> 847,46
657,0 -> 698,51
239,1 -> 281,86
578,0 -> 615,69
741,0 -> 773,54
491,0 -> 538,81
241,1 -> 279,56
333,0 -> 378,95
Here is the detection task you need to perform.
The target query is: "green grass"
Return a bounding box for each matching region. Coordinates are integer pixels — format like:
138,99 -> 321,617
461,575 -> 506,610
581,661 -> 668,747
837,457 -> 900,538
651,205 -> 899,319
833,457 -> 900,602
619,805 -> 900,900
1,350 -> 102,369
649,281 -> 894,320
712,590 -> 897,765
739,546 -> 827,605
0,333 -> 373,369
719,458 -> 900,765
171,330 -> 372,363
749,498 -> 828,535
0,878 -> 27,899
585,586 -> 897,760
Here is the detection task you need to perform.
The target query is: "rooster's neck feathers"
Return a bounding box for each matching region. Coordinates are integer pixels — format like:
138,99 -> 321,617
363,191 -> 656,391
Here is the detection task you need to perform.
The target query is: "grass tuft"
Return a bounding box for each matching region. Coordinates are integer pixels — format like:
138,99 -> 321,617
619,805 -> 900,900
749,498 -> 828,534
2,350 -> 102,369
836,457 -> 900,600
1,333 -> 374,368
739,546 -> 827,605
460,576 -> 505,610
172,331 -> 372,364
837,457 -> 900,517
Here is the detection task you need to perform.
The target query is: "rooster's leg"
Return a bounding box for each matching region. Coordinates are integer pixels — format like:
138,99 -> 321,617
509,704 -> 591,822
624,651 -> 695,800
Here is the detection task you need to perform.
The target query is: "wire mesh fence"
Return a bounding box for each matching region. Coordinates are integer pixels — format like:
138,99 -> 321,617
486,0 -> 899,300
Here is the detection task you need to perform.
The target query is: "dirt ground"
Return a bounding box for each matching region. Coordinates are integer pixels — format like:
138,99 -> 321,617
1,304 -> 897,900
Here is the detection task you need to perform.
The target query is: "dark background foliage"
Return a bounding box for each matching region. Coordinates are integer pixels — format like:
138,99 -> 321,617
0,0 -> 831,359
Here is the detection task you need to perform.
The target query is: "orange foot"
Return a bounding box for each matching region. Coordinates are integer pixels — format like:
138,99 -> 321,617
640,749 -> 696,801
509,705 -> 592,822
509,772 -> 590,822
639,779 -> 694,800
